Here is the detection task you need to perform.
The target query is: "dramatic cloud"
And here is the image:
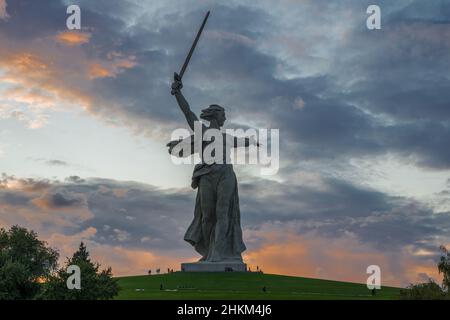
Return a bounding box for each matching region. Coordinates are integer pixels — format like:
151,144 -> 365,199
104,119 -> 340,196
1,0 -> 450,285
1,173 -> 448,284
1,0 -> 447,165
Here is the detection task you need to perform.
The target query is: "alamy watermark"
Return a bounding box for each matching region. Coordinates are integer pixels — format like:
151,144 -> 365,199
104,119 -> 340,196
65,4 -> 381,32
66,264 -> 81,290
66,5 -> 81,30
366,5 -> 381,30
366,265 -> 381,290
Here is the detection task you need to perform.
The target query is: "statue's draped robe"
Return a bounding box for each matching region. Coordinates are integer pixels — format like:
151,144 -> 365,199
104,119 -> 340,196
169,132 -> 246,262
185,163 -> 246,261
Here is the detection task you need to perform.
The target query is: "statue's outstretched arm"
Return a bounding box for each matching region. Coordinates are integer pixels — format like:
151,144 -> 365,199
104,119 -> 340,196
171,73 -> 199,131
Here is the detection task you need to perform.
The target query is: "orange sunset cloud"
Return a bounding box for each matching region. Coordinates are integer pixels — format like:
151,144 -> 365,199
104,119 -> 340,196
0,28 -> 171,136
55,31 -> 91,46
88,63 -> 114,79
44,227 -> 190,276
0,52 -> 94,108
88,56 -> 137,79
243,228 -> 441,287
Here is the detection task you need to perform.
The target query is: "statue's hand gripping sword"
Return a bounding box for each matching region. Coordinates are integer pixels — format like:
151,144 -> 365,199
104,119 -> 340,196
173,10 -> 210,84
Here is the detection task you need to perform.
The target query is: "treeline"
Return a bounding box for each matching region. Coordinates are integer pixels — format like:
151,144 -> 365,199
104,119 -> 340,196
0,225 -> 118,300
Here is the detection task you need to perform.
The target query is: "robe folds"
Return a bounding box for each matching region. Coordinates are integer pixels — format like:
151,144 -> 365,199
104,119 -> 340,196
184,163 -> 246,262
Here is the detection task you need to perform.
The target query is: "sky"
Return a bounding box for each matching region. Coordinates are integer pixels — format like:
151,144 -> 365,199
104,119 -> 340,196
1,0 -> 450,286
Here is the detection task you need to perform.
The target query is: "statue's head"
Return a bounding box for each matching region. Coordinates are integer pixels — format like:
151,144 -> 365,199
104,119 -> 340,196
200,104 -> 226,127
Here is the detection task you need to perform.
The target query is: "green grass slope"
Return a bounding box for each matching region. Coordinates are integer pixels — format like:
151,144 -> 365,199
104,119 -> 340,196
116,272 -> 401,300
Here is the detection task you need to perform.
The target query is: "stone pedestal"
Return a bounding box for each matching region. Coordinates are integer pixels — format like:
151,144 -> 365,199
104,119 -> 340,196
181,261 -> 247,272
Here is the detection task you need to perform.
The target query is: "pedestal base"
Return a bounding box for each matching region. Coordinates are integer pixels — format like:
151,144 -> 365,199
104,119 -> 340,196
181,261 -> 247,272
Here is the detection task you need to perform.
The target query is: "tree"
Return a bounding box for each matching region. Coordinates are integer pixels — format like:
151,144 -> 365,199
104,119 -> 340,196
438,245 -> 450,291
400,246 -> 450,300
40,242 -> 119,299
0,225 -> 59,299
400,279 -> 446,300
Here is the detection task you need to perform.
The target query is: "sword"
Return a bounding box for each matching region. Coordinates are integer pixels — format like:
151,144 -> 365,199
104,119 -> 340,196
176,10 -> 210,80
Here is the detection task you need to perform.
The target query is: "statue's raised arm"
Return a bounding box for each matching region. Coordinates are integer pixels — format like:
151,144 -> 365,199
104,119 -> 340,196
171,72 -> 199,131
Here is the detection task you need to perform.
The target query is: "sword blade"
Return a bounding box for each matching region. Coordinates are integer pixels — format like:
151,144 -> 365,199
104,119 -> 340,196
179,10 -> 210,79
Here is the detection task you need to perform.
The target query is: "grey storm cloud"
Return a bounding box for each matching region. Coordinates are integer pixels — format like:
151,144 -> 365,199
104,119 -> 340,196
49,192 -> 81,207
0,191 -> 30,206
239,177 -> 450,254
3,0 -> 449,169
2,174 -> 449,262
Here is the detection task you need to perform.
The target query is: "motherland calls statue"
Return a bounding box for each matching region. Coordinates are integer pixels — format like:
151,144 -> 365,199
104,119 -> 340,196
167,11 -> 257,272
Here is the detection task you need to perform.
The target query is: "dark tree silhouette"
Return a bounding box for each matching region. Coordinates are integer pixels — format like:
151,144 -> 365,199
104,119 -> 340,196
41,242 -> 119,300
0,225 -> 59,300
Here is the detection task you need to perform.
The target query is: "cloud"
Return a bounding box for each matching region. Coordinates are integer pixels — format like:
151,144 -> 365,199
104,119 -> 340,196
65,176 -> 86,183
0,174 -> 92,229
1,173 -> 449,284
0,0 -> 445,170
55,31 -> 91,46
244,227 -> 440,287
1,0 -> 450,284
0,51 -> 93,128
87,55 -> 137,79
46,160 -> 69,166
32,192 -> 82,210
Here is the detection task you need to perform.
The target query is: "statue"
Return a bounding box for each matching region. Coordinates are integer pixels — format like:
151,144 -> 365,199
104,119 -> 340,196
167,11 -> 258,271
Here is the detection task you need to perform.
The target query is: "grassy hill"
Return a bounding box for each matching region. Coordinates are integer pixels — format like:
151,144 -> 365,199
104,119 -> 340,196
116,272 -> 401,300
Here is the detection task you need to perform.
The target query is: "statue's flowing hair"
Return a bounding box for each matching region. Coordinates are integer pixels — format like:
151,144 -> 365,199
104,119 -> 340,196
200,104 -> 225,121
